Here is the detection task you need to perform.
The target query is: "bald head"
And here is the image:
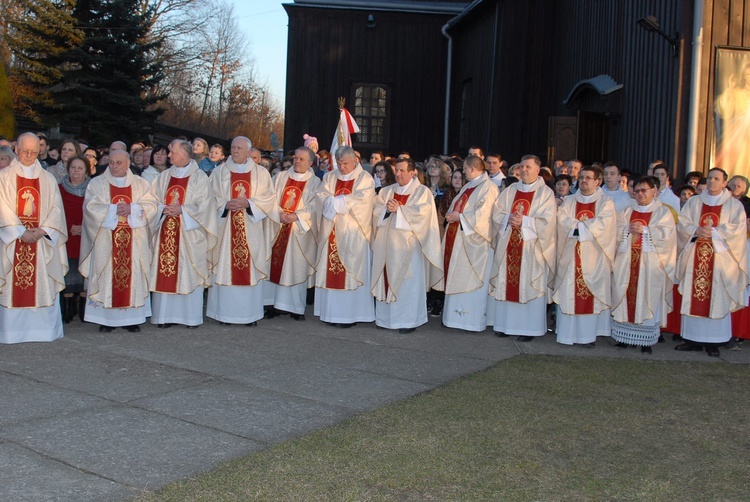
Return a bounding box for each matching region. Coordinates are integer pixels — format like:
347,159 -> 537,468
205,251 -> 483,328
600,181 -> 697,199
15,133 -> 41,167
108,149 -> 130,177
109,141 -> 127,152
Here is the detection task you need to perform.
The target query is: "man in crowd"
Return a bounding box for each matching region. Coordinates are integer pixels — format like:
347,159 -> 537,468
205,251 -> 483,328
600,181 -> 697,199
553,165 -> 616,346
206,136 -> 276,326
0,132 -> 68,343
601,162 -> 631,212
35,133 -> 52,169
490,154 -> 556,342
675,167 -> 749,356
468,146 -> 484,160
439,155 -> 499,332
486,152 -> 506,187
79,149 -> 157,332
266,146 -> 320,320
149,139 -> 217,328
568,159 -> 582,193
652,163 -> 681,215
314,145 -> 375,327
371,157 -> 442,333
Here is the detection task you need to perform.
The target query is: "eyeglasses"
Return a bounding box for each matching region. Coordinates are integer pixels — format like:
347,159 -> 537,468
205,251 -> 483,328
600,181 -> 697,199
634,188 -> 650,194
375,170 -> 385,174
19,149 -> 39,156
579,175 -> 596,181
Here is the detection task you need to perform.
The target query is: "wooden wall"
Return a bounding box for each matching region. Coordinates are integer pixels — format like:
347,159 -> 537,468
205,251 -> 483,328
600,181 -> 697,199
283,5 -> 452,158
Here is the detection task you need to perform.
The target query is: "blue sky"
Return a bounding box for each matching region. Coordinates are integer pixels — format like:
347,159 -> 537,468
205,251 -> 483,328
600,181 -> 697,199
232,2 -> 289,111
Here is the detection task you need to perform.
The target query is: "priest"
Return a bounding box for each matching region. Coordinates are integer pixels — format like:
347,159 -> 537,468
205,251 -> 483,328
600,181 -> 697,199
371,157 -> 442,333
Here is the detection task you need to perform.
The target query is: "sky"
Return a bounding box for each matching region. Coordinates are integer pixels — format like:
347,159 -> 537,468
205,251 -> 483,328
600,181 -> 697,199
232,2 -> 289,111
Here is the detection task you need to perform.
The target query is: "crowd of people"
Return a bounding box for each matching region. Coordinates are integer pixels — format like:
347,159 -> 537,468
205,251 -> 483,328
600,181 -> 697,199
0,132 -> 748,358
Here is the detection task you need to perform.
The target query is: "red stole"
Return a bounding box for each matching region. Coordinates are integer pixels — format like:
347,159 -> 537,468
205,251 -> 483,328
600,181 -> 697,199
325,179 -> 355,289
625,210 -> 652,322
154,176 -> 189,293
505,190 -> 534,302
443,186 -> 477,280
12,176 -> 41,307
229,172 -> 253,285
574,201 -> 596,314
270,177 -> 307,285
383,192 -> 410,296
689,204 -> 722,317
110,185 -> 134,308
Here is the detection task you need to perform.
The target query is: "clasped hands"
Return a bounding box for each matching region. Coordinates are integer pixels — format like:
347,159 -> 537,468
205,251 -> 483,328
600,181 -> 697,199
162,203 -> 183,217
280,212 -> 299,224
225,198 -> 249,212
21,227 -> 46,243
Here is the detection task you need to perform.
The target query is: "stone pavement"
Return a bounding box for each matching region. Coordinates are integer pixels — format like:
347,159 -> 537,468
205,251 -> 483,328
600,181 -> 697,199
1,309 -> 748,501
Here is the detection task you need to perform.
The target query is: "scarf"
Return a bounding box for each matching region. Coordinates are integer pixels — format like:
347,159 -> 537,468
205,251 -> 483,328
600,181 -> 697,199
61,175 -> 90,197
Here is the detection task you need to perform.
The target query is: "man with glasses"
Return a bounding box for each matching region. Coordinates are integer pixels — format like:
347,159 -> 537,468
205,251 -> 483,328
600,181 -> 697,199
0,132 -> 68,343
553,165 -> 617,346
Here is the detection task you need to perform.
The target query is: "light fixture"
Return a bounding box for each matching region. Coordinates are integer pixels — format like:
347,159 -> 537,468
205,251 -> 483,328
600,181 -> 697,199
637,15 -> 679,58
366,14 -> 376,29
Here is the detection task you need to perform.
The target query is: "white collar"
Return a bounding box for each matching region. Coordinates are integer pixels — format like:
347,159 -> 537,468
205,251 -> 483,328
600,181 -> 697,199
289,169 -> 312,182
396,177 -> 414,195
518,176 -> 543,193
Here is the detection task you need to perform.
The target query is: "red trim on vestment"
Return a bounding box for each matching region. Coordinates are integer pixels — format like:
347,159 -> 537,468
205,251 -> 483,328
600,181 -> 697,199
325,179 -> 355,289
154,176 -> 189,293
109,185 -> 133,308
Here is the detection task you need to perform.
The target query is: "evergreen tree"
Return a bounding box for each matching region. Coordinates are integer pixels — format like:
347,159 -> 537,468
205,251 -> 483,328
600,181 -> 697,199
0,63 -> 16,138
51,0 -> 166,143
6,0 -> 84,120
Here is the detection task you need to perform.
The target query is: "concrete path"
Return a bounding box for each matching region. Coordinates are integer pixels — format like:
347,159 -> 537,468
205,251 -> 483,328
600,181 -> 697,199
1,309 -> 748,501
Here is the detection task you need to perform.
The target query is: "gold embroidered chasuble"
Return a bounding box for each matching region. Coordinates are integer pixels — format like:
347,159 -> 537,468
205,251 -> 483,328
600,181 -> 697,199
371,181 -> 443,302
611,199 -> 676,325
553,188 -> 617,315
314,166 -> 375,290
79,169 -> 158,308
489,178 -> 556,304
209,158 -> 277,287
0,160 -> 68,307
676,189 -> 749,318
149,160 -> 218,294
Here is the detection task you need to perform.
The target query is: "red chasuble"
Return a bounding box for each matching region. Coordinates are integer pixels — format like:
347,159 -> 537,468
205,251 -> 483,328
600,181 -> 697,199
154,176 -> 189,293
689,204 -> 722,317
505,190 -> 534,302
325,179 -> 355,289
383,192 -> 410,296
625,211 -> 652,322
574,201 -> 596,314
270,177 -> 307,285
110,185 -> 134,308
13,176 -> 41,307
443,186 -> 477,281
229,172 -> 253,285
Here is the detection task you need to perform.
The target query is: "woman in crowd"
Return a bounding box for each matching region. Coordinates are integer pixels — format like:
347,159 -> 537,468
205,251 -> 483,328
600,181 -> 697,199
193,137 -> 213,174
49,139 -> 81,182
373,160 -> 396,194
0,145 -> 15,169
425,156 -> 452,205
83,147 -> 100,177
141,144 -> 170,184
131,146 -> 146,174
611,176 -> 676,354
59,155 -> 91,323
96,149 -> 110,175
437,169 -> 465,233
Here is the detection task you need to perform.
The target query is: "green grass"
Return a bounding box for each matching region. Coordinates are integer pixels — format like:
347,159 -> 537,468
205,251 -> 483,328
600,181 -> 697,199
137,355 -> 750,501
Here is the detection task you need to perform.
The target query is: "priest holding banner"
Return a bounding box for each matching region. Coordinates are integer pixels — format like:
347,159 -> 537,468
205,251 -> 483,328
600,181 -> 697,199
79,149 -> 158,332
0,132 -> 68,343
149,139 -> 217,328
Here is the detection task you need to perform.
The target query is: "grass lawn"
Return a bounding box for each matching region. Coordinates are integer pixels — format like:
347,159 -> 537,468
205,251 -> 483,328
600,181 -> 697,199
137,355 -> 750,501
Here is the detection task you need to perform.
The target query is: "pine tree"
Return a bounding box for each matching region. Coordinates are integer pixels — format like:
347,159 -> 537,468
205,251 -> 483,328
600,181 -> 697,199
50,0 -> 166,143
0,63 -> 16,138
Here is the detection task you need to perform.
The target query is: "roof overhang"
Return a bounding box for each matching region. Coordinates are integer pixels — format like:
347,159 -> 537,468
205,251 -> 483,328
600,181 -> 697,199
287,0 -> 469,15
563,75 -> 623,105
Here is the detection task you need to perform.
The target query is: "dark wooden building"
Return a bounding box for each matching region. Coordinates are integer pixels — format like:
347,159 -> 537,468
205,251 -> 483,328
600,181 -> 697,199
284,0 -> 750,178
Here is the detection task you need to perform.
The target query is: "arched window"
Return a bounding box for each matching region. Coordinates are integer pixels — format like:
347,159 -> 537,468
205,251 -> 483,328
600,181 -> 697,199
353,84 -> 389,146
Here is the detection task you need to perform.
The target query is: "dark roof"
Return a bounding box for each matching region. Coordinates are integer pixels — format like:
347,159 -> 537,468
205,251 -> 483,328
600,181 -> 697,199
289,0 -> 470,14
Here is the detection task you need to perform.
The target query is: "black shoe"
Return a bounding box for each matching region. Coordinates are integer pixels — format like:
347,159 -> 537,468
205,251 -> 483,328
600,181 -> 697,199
124,325 -> 141,333
98,325 -> 115,333
706,346 -> 720,357
264,308 -> 279,319
338,322 -> 356,329
494,331 -> 509,338
641,346 -> 653,354
430,300 -> 443,317
657,334 -> 665,343
157,323 -> 174,329
290,313 -> 306,321
517,336 -> 534,342
672,333 -> 683,342
675,342 -> 702,352
219,321 -> 230,326
186,325 -> 199,329
246,322 -> 257,327
614,342 -> 629,348
78,296 -> 87,321
399,328 -> 416,334
581,342 -> 595,348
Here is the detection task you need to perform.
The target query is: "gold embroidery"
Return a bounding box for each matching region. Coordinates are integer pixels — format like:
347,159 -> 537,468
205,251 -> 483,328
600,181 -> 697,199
231,210 -> 251,269
14,243 -> 35,289
626,246 -> 641,310
693,240 -> 714,301
158,217 -> 179,277
112,227 -> 132,291
574,243 -> 592,300
328,230 -> 345,274
506,227 -> 523,286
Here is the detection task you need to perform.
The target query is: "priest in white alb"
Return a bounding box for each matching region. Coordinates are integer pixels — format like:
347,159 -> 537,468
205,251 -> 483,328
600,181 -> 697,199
265,146 -> 320,320
674,167 -> 749,357
79,150 -> 158,332
0,132 -> 68,343
149,139 -> 217,328
314,146 -> 375,327
206,136 -> 277,325
553,165 -> 617,346
489,154 -> 556,342
371,157 -> 442,333
439,155 -> 499,332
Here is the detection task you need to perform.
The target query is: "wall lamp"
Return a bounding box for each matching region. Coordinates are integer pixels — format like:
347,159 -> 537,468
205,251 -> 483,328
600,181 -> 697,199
637,15 -> 679,58
366,14 -> 376,29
